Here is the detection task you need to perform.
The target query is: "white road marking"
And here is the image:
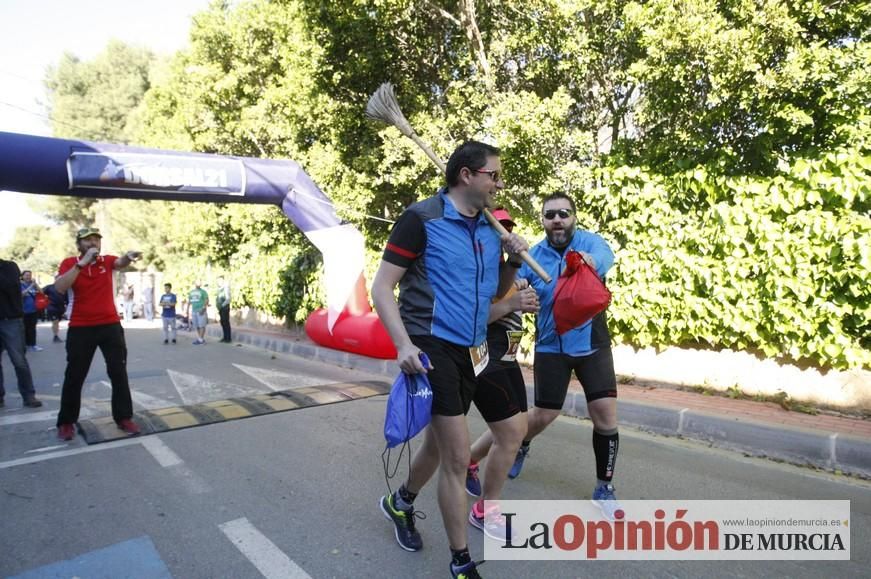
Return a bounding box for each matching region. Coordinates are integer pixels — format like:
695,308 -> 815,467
0,438 -> 140,470
219,518 -> 313,579
25,444 -> 68,454
140,435 -> 211,493
140,436 -> 183,467
167,369 -> 270,405
0,408 -> 94,427
131,389 -> 175,410
232,364 -> 334,391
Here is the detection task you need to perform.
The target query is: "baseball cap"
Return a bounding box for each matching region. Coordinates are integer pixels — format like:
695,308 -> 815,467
75,227 -> 102,240
490,208 -> 516,227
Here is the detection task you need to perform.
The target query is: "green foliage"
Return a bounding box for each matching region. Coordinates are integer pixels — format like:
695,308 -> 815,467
618,0 -> 871,173
577,145 -> 870,369
19,0 -> 866,369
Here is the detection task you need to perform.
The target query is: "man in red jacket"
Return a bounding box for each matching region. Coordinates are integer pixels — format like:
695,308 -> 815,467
53,227 -> 142,441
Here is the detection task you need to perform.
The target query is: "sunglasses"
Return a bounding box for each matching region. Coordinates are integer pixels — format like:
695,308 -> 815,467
543,209 -> 573,220
472,168 -> 501,182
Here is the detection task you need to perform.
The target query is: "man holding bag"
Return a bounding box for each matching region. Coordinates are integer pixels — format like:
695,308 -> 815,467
511,192 -> 623,519
372,141 -> 528,579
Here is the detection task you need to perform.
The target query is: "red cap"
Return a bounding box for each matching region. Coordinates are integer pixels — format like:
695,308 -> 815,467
490,208 -> 516,227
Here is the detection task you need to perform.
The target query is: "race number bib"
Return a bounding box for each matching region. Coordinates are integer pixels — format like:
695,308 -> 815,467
500,331 -> 524,362
469,342 -> 490,377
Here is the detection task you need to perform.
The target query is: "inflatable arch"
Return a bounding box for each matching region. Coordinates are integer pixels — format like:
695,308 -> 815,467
0,131 -> 397,359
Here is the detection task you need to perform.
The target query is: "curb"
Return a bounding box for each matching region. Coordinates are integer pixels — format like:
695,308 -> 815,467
210,326 -> 871,479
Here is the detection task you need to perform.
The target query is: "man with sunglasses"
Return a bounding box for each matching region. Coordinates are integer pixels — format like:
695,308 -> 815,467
53,227 -> 142,441
372,141 -> 528,579
511,192 -> 623,519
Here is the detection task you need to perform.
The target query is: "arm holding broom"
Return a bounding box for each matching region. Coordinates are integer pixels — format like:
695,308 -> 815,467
365,83 -> 551,283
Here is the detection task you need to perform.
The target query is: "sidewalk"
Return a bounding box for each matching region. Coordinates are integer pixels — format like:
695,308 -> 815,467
207,324 -> 871,479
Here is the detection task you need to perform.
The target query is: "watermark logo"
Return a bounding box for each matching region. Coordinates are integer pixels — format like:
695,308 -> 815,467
484,500 -> 850,561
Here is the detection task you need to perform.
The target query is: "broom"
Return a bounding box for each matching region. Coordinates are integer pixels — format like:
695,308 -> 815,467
365,83 -> 551,283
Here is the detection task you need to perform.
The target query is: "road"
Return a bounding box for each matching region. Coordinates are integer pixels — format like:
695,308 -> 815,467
1,321 -> 868,578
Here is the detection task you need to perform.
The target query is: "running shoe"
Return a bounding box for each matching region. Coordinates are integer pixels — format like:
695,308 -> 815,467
507,444 -> 529,479
57,423 -> 75,441
379,493 -> 423,551
465,463 -> 482,497
591,483 -> 624,521
469,500 -> 512,543
450,559 -> 483,579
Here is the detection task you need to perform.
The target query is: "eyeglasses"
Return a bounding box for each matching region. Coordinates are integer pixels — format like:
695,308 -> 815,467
543,209 -> 573,220
472,169 -> 501,182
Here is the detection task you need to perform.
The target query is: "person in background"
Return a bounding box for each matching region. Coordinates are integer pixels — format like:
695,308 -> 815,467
43,283 -> 68,343
20,270 -> 42,352
0,258 -> 43,408
159,283 -> 178,344
186,281 -> 209,345
122,283 -> 135,322
216,276 -> 232,343
142,282 -> 155,322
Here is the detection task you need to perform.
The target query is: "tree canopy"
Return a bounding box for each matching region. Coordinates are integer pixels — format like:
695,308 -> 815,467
8,0 -> 869,369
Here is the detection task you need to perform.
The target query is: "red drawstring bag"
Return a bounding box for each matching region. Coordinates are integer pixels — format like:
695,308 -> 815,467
34,292 -> 49,311
553,250 -> 612,335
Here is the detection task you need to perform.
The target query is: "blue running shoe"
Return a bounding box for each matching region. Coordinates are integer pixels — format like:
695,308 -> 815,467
379,493 -> 424,551
465,463 -> 482,497
591,483 -> 624,521
507,444 -> 529,479
450,559 -> 484,578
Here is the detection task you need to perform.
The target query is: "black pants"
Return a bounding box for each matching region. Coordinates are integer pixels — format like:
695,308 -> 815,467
219,305 -> 231,341
23,312 -> 38,346
57,323 -> 133,425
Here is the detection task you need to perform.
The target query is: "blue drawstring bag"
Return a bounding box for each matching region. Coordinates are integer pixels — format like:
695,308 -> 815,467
384,353 -> 433,448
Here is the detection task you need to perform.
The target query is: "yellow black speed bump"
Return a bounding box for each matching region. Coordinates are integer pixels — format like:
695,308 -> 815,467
77,380 -> 390,444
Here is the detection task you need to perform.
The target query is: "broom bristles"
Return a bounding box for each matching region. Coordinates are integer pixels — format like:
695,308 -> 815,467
365,83 -> 414,138
363,82 -> 551,282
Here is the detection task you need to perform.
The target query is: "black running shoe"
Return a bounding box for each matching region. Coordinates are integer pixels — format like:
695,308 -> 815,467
450,559 -> 484,578
379,493 -> 423,552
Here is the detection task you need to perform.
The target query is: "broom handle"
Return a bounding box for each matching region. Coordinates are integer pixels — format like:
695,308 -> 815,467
409,131 -> 553,283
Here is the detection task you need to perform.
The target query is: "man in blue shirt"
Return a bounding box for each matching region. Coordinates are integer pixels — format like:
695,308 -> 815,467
159,283 -> 177,345
512,192 -> 623,519
372,141 -> 528,579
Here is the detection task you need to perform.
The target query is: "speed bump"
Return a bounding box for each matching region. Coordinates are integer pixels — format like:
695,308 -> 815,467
77,380 -> 390,444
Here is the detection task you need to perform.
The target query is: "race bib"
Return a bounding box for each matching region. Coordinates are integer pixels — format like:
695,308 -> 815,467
469,342 -> 490,377
500,330 -> 524,362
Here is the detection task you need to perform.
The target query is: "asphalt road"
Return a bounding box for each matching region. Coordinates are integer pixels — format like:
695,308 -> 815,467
1,321 -> 868,578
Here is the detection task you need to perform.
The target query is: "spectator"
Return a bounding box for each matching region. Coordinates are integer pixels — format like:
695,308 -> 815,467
216,276 -> 232,343
122,283 -> 135,322
0,258 -> 43,408
43,283 -> 68,343
20,270 -> 42,352
142,282 -> 155,322
159,283 -> 178,344
186,281 -> 209,345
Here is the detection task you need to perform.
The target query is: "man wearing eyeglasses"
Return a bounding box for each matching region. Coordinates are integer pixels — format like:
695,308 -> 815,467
372,141 -> 528,579
53,227 -> 143,442
511,192 -> 623,519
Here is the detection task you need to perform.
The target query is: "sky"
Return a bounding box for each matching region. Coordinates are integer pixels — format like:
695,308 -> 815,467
0,0 -> 213,247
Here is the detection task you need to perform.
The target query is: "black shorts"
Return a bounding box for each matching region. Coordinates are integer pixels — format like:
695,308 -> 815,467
410,335 -> 478,417
46,309 -> 64,322
472,329 -> 528,422
533,348 -> 617,409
